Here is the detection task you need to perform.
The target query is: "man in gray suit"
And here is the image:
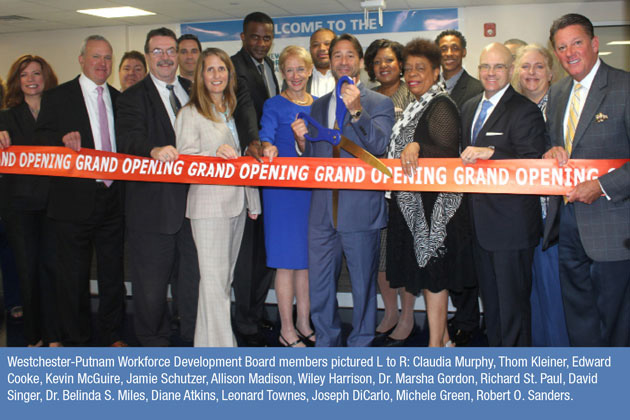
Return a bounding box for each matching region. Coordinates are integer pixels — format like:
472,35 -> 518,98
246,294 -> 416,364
543,13 -> 630,346
292,34 -> 394,346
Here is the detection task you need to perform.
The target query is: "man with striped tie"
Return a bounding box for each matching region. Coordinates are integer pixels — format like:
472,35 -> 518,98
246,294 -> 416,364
116,27 -> 200,346
459,42 -> 546,346
543,14 -> 630,347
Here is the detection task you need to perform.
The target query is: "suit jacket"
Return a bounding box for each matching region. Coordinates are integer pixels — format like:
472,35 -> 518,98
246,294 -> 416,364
36,76 -> 120,221
231,48 -> 279,130
460,85 -> 545,251
175,105 -> 260,219
449,70 -> 484,110
543,61 -> 630,261
115,75 -> 191,234
305,84 -> 394,232
0,103 -> 49,212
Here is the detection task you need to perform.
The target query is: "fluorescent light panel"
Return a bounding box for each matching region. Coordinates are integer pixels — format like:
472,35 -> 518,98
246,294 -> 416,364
606,41 -> 630,45
598,52 -> 612,56
77,7 -> 155,18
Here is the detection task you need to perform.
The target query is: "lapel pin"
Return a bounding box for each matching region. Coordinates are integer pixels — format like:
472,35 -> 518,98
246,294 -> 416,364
595,112 -> 608,123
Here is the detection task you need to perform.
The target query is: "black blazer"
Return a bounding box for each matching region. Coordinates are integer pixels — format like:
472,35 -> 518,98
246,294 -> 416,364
0,102 -> 49,212
460,85 -> 546,251
231,48 -> 279,132
36,76 -> 120,221
449,70 -> 484,110
115,75 -> 191,235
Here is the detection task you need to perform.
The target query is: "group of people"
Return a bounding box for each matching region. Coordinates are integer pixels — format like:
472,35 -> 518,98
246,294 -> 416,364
0,11 -> 628,348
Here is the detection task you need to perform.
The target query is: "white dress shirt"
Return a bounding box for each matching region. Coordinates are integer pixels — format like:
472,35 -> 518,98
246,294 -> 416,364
562,59 -> 601,139
311,68 -> 335,97
79,73 -> 116,152
150,73 -> 189,126
471,82 -> 511,142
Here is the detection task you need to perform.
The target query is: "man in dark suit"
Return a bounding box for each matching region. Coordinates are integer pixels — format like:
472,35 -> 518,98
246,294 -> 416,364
37,35 -> 126,346
436,30 -> 483,109
435,29 -> 484,346
460,42 -> 545,347
230,12 -> 279,346
293,34 -> 395,346
543,14 -> 630,346
116,27 -> 200,346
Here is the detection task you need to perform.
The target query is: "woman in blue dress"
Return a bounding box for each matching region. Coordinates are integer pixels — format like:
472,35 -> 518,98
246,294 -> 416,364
261,46 -> 315,347
513,44 -> 569,346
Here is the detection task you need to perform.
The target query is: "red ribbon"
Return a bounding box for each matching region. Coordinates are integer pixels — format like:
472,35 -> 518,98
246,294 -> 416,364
0,146 -> 627,195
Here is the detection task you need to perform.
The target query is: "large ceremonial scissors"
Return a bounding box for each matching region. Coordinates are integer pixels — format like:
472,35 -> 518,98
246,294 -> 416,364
297,75 -> 392,178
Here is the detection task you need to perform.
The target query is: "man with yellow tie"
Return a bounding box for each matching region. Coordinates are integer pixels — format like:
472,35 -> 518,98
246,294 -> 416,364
543,13 -> 630,347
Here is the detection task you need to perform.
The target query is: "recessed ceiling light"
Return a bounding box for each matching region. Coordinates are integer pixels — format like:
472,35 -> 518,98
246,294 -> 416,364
607,41 -> 630,45
77,7 -> 155,18
598,51 -> 612,56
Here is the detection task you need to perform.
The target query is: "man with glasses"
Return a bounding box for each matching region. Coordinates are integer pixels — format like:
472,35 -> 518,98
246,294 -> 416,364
116,27 -> 200,346
459,42 -> 546,346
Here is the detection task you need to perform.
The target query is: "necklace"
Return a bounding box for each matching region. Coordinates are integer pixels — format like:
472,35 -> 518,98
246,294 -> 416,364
28,105 -> 39,119
283,91 -> 309,105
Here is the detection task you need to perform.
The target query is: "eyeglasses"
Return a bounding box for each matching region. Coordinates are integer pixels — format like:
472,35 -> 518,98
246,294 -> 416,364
478,64 -> 508,73
150,48 -> 177,57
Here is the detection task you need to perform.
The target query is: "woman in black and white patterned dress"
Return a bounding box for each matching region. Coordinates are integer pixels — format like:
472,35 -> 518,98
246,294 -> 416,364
382,39 -> 465,347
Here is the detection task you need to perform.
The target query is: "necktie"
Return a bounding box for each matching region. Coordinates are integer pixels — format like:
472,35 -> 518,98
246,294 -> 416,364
332,120 -> 341,229
166,84 -> 182,116
472,99 -> 493,144
96,86 -> 112,187
565,83 -> 583,156
258,63 -> 271,97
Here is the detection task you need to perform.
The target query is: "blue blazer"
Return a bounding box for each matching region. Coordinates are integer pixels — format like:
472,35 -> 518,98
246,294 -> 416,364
305,83 -> 394,233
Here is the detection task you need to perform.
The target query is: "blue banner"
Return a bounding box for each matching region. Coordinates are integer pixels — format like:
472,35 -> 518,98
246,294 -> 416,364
182,9 -> 459,42
1,348 -> 627,419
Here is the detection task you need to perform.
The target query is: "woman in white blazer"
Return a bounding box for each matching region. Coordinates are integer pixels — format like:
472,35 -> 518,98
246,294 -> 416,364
175,48 -> 260,347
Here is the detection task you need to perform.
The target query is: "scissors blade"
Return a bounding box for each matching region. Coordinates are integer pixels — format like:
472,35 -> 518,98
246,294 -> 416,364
338,136 -> 392,178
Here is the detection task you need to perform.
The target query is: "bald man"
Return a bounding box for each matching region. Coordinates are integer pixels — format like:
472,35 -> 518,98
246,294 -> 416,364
459,43 -> 546,346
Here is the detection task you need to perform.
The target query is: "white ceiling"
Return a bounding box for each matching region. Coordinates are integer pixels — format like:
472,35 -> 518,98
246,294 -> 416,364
0,0 -> 614,34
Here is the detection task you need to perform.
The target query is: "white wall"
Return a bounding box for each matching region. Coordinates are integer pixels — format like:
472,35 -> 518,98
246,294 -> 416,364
0,1 -> 627,90
459,1 -> 628,73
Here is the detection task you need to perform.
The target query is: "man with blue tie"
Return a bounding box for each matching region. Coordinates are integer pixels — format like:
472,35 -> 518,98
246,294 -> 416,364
543,14 -> 630,346
460,42 -> 546,346
292,33 -> 394,347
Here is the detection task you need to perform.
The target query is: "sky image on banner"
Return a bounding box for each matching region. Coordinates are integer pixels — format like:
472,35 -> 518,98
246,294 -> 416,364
181,9 -> 459,43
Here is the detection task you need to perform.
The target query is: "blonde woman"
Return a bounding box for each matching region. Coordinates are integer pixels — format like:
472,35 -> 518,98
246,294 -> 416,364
513,44 -> 569,347
175,48 -> 261,347
260,45 -> 315,347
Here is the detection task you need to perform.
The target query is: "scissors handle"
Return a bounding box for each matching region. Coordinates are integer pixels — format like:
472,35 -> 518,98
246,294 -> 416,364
297,112 -> 341,146
335,75 -> 354,127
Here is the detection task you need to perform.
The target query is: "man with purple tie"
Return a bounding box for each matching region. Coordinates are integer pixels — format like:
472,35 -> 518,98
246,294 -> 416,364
37,35 -> 126,347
